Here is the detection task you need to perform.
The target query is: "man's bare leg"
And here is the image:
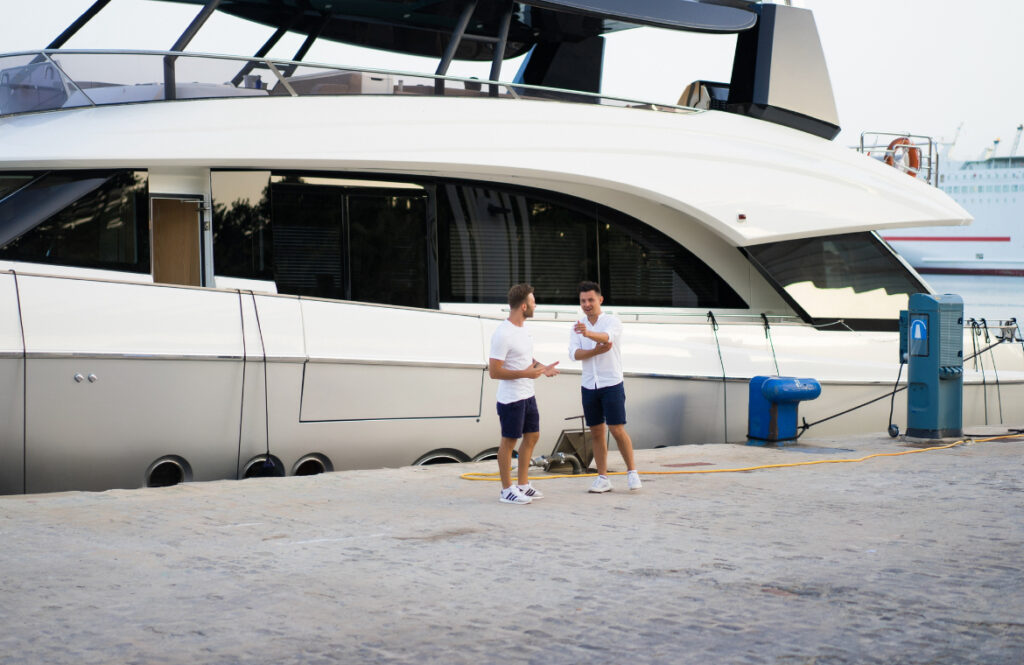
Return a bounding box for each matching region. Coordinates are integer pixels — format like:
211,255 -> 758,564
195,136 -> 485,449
518,431 -> 540,486
608,424 -> 636,471
498,436 -> 519,489
589,423 -> 608,475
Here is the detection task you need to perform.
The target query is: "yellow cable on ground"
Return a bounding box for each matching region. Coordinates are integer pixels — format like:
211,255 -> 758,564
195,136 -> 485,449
459,433 -> 1024,482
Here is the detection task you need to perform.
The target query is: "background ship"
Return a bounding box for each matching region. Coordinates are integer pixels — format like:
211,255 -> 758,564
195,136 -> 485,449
875,125 -> 1024,276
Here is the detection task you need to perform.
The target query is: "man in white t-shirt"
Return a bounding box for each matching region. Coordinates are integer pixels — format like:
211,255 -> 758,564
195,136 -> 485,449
568,280 -> 641,493
488,283 -> 560,505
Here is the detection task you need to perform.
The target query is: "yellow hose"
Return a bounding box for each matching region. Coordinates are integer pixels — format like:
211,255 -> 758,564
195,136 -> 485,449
459,433 -> 1023,482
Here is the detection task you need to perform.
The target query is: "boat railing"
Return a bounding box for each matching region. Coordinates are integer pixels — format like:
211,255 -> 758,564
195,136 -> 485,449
857,131 -> 938,186
0,49 -> 698,119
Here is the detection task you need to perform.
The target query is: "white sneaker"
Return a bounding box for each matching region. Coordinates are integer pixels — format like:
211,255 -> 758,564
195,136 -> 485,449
588,476 -> 612,493
519,484 -> 544,500
627,470 -> 642,491
500,486 -> 532,505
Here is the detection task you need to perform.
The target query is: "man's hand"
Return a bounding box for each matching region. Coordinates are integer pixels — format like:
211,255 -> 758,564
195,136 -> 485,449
573,321 -> 609,344
525,363 -> 546,379
542,361 -> 560,377
593,341 -> 612,356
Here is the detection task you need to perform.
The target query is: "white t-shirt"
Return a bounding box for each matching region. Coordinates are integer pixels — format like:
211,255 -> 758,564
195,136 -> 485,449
489,319 -> 535,404
568,313 -> 624,389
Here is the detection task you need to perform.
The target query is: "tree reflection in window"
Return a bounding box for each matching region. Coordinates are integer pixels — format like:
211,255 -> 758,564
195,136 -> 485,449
0,171 -> 148,273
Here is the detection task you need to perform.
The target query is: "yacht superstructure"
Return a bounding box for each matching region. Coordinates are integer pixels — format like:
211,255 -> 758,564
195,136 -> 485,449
2,0 -> 1022,494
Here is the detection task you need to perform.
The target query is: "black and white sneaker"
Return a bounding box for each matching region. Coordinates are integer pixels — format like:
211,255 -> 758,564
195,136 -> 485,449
499,486 -> 532,505
518,484 -> 544,500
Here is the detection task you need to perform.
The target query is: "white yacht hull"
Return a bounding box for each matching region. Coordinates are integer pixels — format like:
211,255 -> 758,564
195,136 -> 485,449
3,269 -> 1022,494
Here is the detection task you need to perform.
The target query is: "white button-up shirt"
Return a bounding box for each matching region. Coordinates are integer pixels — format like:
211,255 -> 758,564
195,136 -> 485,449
568,313 -> 624,389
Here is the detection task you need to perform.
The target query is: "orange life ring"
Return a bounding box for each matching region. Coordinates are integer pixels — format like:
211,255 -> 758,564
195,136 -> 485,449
883,137 -> 921,177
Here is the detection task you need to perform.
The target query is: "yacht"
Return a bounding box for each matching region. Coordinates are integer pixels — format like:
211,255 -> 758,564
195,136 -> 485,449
2,0 -> 1022,494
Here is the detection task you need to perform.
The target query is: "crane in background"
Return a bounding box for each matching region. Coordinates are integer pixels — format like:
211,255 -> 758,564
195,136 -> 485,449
1010,123 -> 1023,158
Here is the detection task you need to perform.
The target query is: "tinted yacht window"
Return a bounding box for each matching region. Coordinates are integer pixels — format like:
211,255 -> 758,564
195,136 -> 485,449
212,171 -> 745,311
0,171 -> 149,272
0,173 -> 34,202
348,192 -> 429,308
440,185 -> 595,304
746,232 -> 926,325
264,176 -> 432,308
439,183 -> 744,308
601,213 -> 746,308
271,179 -> 346,300
211,171 -> 273,280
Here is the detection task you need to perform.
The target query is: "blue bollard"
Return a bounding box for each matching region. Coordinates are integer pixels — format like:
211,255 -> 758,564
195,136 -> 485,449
747,376 -> 822,445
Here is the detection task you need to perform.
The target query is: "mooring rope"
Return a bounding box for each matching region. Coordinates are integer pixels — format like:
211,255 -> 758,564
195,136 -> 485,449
707,311 -> 728,442
761,313 -> 780,375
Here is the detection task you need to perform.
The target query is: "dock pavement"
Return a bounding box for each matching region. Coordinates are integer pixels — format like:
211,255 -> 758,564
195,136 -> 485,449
1,426 -> 1023,665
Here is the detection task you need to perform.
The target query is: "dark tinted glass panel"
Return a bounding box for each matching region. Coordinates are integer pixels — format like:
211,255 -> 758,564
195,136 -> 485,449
440,182 -> 743,308
746,232 -> 925,321
348,193 -> 429,308
600,214 -> 745,308
270,181 -> 345,299
0,173 -> 34,202
440,185 -> 595,305
211,171 -> 272,280
528,199 -> 596,303
0,171 -> 148,273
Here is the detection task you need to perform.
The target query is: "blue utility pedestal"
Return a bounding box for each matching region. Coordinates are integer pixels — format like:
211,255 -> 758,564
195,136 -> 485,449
902,293 -> 964,438
747,376 -> 822,446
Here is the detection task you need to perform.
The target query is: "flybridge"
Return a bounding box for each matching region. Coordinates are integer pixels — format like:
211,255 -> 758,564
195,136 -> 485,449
0,49 -> 698,117
18,0 -> 839,138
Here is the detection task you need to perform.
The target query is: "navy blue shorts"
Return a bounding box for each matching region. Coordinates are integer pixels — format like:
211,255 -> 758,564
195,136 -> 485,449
581,382 -> 626,427
497,396 -> 540,439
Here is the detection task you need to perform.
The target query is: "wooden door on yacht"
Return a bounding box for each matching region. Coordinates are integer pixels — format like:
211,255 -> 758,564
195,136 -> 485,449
152,198 -> 202,286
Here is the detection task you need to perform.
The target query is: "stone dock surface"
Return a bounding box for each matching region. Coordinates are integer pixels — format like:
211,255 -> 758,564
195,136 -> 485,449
1,427 -> 1023,665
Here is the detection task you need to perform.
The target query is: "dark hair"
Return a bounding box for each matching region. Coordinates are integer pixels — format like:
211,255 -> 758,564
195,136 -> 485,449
508,283 -> 535,309
578,280 -> 602,295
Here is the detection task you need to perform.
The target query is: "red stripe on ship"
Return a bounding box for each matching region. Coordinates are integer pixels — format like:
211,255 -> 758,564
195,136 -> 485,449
882,236 -> 1011,242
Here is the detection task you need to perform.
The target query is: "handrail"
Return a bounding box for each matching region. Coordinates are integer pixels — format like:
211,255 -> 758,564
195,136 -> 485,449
857,131 -> 939,186
0,48 -> 700,119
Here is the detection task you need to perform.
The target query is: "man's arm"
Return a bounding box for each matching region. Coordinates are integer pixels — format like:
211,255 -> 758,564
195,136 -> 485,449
573,320 -> 610,344
488,358 -> 551,380
573,342 -> 612,360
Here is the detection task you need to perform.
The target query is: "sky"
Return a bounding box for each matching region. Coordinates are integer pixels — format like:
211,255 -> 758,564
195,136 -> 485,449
2,0 -> 1022,161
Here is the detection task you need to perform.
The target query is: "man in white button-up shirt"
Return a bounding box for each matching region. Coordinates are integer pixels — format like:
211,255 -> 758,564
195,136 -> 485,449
568,281 -> 641,492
